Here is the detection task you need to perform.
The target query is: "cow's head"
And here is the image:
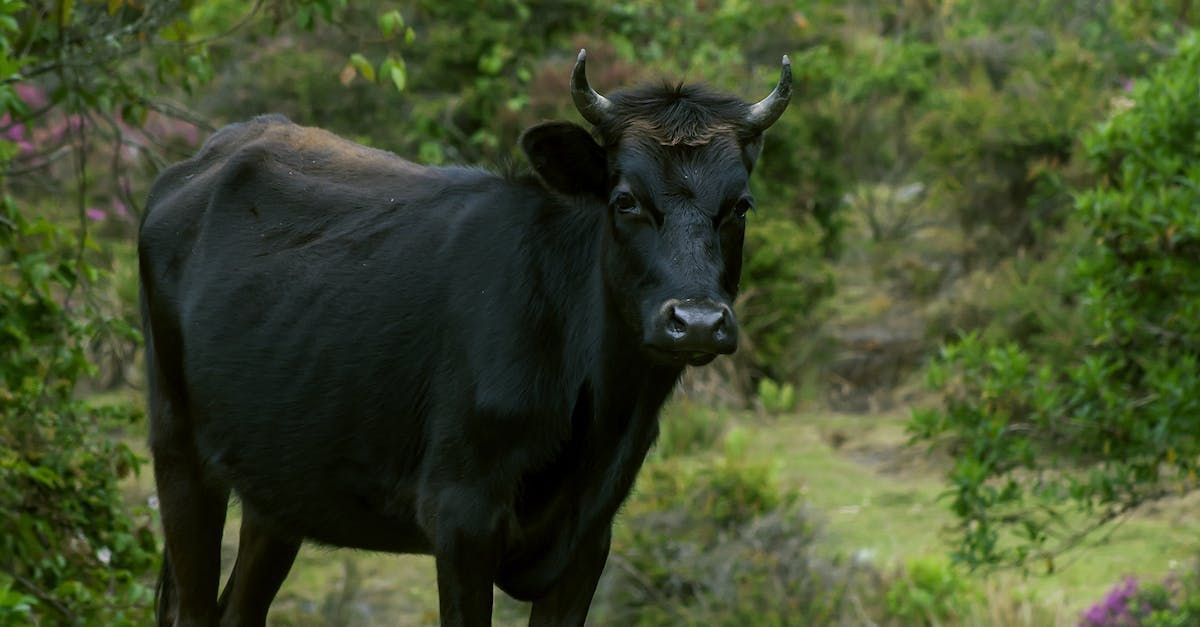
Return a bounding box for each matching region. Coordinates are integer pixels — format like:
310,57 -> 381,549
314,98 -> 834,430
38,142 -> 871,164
522,50 -> 791,366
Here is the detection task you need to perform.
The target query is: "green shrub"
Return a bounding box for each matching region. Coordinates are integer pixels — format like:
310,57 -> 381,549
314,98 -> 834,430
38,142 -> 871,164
740,217 -> 836,381
598,443 -> 880,626
0,200 -> 156,624
922,224 -> 1086,349
1131,576 -> 1197,627
756,378 -> 796,414
908,0 -> 1189,265
654,402 -> 727,460
688,439 -> 786,532
910,32 -> 1200,570
885,556 -> 979,625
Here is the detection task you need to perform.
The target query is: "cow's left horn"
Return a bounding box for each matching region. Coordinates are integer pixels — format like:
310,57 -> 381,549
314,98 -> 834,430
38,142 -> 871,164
746,55 -> 792,134
571,49 -> 614,127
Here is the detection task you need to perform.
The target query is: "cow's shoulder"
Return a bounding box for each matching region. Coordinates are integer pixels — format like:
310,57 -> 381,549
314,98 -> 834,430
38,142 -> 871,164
144,115 -> 290,202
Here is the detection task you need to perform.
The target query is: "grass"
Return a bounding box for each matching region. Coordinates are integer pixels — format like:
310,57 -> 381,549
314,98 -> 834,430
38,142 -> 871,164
716,406 -> 1200,623
112,395 -> 1200,625
745,411 -> 952,559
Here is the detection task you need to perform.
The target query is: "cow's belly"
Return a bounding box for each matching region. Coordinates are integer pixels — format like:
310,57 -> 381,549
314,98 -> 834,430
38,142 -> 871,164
226,466 -> 433,554
223,460 -> 592,583
200,422 -> 614,604
494,539 -> 575,601
193,410 -> 433,555
258,495 -> 432,554
219,439 -> 591,596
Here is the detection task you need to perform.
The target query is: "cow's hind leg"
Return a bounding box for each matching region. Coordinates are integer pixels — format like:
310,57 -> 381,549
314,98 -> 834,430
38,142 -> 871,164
153,437 -> 230,626
217,509 -> 301,627
148,341 -> 229,625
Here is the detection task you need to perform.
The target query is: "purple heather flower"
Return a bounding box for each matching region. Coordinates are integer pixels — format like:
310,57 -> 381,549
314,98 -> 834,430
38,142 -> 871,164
1079,577 -> 1139,627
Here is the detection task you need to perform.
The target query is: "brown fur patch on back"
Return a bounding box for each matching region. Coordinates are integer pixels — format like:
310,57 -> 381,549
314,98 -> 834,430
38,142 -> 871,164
259,124 -> 407,167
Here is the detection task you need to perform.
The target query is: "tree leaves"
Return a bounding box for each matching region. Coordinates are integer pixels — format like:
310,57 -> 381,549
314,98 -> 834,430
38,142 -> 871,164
911,33 -> 1200,571
381,55 -> 406,92
349,52 -> 375,82
340,10 -> 412,92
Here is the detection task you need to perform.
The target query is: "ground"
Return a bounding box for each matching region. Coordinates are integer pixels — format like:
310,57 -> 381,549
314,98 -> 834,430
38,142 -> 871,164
115,399 -> 1200,626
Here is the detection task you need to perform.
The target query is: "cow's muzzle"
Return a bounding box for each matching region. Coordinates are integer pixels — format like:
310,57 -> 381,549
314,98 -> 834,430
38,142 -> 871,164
646,299 -> 737,364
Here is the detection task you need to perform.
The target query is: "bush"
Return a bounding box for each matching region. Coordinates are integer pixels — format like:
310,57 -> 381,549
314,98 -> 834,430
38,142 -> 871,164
653,402 -> 727,460
0,201 -> 156,624
596,432 -> 882,626
910,32 -> 1200,569
740,217 -> 836,381
885,556 -> 979,625
1080,562 -> 1200,627
756,378 -> 797,414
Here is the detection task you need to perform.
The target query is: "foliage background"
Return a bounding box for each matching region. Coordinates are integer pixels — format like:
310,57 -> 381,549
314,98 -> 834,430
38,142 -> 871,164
1,0 -> 1198,624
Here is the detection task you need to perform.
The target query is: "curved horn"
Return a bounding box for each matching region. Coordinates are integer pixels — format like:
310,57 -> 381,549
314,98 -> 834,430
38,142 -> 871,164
571,49 -> 614,127
746,55 -> 792,133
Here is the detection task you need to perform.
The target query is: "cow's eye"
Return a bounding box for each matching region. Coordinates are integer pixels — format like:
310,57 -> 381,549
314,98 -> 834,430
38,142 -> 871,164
613,192 -> 639,215
734,197 -> 754,218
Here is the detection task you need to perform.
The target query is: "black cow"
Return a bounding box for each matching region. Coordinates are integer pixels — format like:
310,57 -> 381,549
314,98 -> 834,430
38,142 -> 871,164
140,50 -> 791,627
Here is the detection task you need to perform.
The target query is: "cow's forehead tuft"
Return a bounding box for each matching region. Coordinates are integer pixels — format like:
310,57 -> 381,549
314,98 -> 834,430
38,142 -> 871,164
620,117 -> 736,147
597,82 -> 753,148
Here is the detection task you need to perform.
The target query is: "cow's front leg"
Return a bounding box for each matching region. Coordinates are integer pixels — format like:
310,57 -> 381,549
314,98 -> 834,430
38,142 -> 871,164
433,486 -> 509,627
528,527 -> 612,627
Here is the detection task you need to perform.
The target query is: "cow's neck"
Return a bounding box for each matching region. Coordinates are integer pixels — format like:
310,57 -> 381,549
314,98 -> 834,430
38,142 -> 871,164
497,193 -> 685,594
501,326 -> 681,592
540,191 -> 682,473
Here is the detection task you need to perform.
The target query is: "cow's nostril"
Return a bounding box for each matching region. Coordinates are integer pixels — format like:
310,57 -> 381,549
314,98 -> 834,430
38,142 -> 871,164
667,312 -> 687,337
712,313 -> 729,340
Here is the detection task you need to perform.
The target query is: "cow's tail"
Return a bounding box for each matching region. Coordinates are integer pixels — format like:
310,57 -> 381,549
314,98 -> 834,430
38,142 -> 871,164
155,548 -> 176,626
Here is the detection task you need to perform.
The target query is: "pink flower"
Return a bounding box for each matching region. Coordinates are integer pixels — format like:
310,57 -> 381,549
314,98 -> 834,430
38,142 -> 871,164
1,113 -> 35,156
85,208 -> 106,222
4,122 -> 27,143
112,199 -> 128,218
14,83 -> 47,109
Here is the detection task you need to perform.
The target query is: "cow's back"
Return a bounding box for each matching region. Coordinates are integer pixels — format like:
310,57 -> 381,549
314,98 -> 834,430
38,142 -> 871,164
138,115 -> 526,548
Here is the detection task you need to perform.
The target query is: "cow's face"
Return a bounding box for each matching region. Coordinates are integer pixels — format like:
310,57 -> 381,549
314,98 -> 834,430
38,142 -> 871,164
521,50 -> 790,367
597,136 -> 753,366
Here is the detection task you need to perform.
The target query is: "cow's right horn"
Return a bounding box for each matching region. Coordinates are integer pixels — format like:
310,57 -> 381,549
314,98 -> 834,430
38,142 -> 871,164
571,49 -> 614,127
745,55 -> 792,134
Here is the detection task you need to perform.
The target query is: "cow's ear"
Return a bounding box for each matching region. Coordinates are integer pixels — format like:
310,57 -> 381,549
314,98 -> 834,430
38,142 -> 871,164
520,122 -> 607,198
